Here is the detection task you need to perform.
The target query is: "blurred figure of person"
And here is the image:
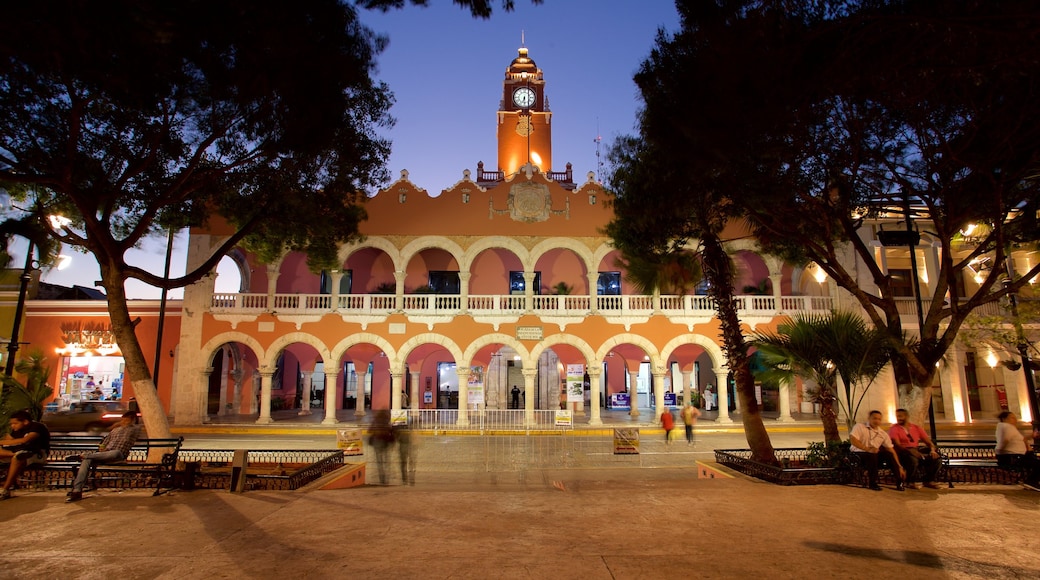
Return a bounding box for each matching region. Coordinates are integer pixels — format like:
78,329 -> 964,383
996,411 -> 1040,491
393,420 -> 417,486
511,385 -> 520,409
1,410 -> 51,500
888,408 -> 941,489
367,410 -> 395,485
704,385 -> 715,411
661,408 -> 675,444
681,403 -> 701,446
850,410 -> 906,491
67,411 -> 143,502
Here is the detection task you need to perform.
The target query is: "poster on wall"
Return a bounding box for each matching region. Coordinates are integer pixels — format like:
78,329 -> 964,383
566,364 -> 584,403
468,366 -> 484,406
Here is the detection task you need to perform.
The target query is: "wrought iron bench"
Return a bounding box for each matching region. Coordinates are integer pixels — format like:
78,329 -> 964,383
7,435 -> 185,496
937,439 -> 1024,488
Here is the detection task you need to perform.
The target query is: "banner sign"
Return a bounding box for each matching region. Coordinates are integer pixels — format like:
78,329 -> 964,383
468,366 -> 485,405
566,364 -> 585,402
613,428 -> 640,455
390,410 -> 408,427
611,392 -> 630,409
336,428 -> 364,456
554,410 -> 573,427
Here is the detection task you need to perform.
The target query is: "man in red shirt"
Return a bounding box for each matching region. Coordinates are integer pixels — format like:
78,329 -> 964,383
888,408 -> 941,489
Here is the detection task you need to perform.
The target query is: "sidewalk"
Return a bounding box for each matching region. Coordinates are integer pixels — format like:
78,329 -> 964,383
1,466 -> 1036,579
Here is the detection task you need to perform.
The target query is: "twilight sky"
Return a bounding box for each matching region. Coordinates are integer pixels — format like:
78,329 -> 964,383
34,1 -> 681,298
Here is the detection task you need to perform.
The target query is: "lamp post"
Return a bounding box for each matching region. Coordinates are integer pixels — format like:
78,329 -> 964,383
877,196 -> 937,441
1003,255 -> 1040,451
5,241 -> 36,377
151,228 -> 176,390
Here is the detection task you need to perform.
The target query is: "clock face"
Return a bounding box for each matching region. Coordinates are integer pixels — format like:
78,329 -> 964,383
513,87 -> 536,109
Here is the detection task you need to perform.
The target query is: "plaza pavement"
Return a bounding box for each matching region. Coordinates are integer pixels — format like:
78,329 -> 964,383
2,457 -> 1038,579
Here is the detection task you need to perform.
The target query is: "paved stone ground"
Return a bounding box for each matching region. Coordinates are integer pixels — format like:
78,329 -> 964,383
1,465 -> 1038,579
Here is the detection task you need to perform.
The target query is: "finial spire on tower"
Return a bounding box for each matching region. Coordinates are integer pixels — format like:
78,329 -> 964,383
521,30 -> 525,47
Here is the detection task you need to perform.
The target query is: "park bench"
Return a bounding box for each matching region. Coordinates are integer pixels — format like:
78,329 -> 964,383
3,435 -> 184,496
936,439 -> 1023,488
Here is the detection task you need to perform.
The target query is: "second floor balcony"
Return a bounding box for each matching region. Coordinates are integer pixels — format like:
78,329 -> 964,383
209,291 -> 835,323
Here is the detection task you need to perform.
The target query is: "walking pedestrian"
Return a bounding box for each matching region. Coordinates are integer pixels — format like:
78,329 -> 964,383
681,403 -> 701,446
661,408 -> 675,444
367,410 -> 395,485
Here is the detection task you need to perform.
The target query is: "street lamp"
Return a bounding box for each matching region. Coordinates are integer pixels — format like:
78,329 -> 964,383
877,195 -> 937,442
1002,254 -> 1040,451
5,241 -> 38,377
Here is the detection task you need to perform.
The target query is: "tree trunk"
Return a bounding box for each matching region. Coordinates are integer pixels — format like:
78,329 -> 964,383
892,358 -> 936,428
701,233 -> 776,464
818,389 -> 841,444
101,268 -> 174,445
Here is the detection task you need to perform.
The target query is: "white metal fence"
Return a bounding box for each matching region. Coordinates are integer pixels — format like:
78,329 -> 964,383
405,409 -> 569,432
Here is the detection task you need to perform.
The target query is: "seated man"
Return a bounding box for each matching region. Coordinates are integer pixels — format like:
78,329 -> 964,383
995,411 -> 1040,491
0,410 -> 51,500
850,410 -> 906,491
67,411 -> 143,502
888,408 -> 941,489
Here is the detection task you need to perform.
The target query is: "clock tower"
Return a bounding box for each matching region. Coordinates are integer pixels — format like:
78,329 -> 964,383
497,46 -> 552,177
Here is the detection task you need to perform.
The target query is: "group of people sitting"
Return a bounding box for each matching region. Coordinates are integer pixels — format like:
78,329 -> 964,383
0,409 -> 142,502
851,408 -> 1040,492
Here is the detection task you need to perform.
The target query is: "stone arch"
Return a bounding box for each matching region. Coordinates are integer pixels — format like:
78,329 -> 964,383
528,237 -> 595,273
596,334 -> 663,370
262,332 -> 331,368
220,247 -> 252,293
200,332 -> 266,368
592,241 -> 620,273
530,334 -> 597,367
660,334 -> 727,370
340,237 -> 404,272
396,333 -> 465,369
329,333 -> 399,369
399,236 -> 466,269
462,333 -> 530,365
460,236 -> 531,272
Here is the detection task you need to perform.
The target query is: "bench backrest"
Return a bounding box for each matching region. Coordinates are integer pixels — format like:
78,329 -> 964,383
48,436 -> 183,462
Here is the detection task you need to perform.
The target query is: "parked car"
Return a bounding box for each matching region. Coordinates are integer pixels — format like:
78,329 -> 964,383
41,401 -> 132,433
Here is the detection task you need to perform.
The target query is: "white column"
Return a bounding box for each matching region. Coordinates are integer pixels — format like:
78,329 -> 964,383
256,369 -> 274,424
524,272 -> 536,312
456,368 -> 470,426
523,368 -> 537,426
769,273 -> 783,312
458,272 -> 470,314
394,270 -> 406,312
681,370 -> 693,410
217,349 -> 230,416
628,370 -> 641,419
354,370 -> 367,418
266,265 -> 279,304
198,367 -> 213,424
322,371 -> 339,425
653,370 -> 666,420
409,371 -> 421,411
330,270 -> 344,310
589,368 -> 603,426
715,370 -> 732,423
391,371 -> 403,410
587,273 -> 599,315
298,373 -> 313,415
777,381 -> 794,422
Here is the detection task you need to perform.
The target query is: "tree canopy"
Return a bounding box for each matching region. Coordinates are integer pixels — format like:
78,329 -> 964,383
611,0 -> 1040,424
0,0 -> 527,436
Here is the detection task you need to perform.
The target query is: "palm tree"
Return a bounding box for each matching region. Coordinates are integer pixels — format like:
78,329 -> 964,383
750,311 -> 892,443
0,349 -> 53,426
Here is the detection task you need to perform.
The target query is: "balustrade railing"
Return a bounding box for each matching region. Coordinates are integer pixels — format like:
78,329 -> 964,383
209,291 -> 836,318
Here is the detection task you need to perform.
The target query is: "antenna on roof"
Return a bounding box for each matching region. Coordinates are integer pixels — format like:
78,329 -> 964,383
594,118 -> 603,183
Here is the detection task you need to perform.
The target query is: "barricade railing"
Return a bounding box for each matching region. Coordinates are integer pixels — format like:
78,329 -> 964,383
406,408 -> 570,432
